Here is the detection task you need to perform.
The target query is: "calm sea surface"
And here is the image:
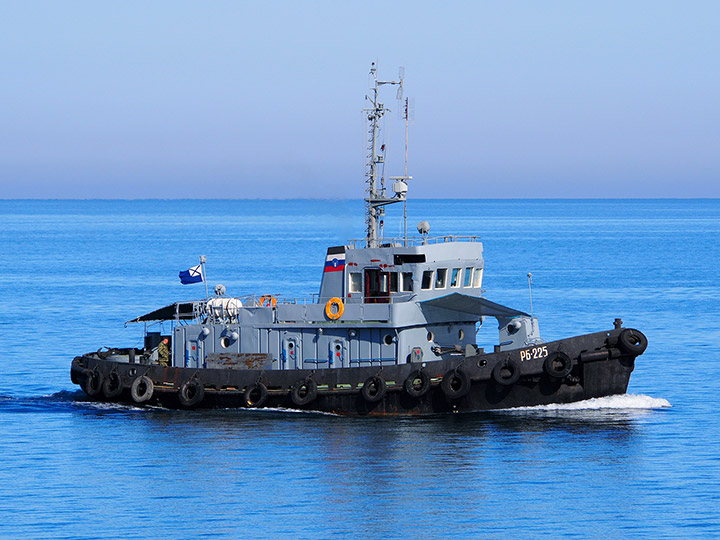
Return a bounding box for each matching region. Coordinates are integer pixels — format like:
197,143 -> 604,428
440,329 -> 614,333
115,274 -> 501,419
1,199 -> 718,539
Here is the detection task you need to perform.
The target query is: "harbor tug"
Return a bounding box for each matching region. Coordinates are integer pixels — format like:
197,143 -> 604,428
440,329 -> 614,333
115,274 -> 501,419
71,65 -> 648,415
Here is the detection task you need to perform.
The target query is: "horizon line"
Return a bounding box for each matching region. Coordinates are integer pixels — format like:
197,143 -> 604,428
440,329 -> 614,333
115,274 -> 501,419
2,197 -> 719,202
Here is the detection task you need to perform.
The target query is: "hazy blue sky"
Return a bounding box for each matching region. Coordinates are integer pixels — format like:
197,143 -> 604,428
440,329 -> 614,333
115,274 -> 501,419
2,1 -> 719,198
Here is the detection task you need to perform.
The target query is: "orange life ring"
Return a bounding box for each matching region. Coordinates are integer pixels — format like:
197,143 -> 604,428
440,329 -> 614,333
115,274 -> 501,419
325,297 -> 344,320
259,295 -> 277,308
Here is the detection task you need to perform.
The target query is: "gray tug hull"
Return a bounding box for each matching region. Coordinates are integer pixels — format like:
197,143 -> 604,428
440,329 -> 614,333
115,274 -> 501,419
71,326 -> 643,416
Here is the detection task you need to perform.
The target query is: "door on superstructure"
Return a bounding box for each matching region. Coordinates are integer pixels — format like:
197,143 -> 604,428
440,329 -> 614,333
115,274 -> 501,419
185,339 -> 202,368
364,269 -> 390,304
282,336 -> 302,369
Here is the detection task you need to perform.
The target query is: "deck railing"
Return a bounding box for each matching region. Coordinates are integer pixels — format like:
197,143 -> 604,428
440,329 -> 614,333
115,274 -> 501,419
346,235 -> 480,249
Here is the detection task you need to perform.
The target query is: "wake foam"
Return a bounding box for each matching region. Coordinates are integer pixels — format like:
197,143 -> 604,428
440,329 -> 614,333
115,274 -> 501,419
502,393 -> 670,412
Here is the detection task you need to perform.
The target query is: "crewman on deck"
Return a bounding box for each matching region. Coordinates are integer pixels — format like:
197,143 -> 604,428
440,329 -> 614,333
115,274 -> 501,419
158,338 -> 170,366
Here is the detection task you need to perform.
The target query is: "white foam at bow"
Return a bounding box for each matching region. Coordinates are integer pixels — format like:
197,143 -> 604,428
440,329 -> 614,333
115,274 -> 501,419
504,394 -> 671,412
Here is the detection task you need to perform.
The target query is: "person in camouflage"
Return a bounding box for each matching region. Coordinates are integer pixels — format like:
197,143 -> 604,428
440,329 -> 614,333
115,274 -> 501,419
158,338 -> 170,366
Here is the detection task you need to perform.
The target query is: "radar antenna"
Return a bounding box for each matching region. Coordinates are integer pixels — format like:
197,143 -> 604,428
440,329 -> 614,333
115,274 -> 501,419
364,63 -> 411,248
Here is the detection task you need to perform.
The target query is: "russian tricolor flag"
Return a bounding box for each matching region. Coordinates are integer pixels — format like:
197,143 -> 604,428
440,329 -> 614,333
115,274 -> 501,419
324,253 -> 345,273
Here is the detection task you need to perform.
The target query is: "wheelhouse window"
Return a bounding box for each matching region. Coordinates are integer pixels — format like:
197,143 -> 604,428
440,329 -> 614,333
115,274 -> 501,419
349,272 -> 362,293
401,272 -> 413,292
364,269 -> 390,304
463,267 -> 473,287
389,272 -> 398,293
473,267 -> 483,288
421,270 -> 433,290
450,268 -> 461,288
435,268 -> 447,289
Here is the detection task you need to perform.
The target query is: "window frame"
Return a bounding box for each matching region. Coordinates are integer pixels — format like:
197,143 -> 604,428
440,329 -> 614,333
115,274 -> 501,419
463,267 -> 473,287
349,272 -> 362,293
473,267 -> 483,288
435,268 -> 448,289
421,270 -> 433,290
450,268 -> 461,288
401,272 -> 414,292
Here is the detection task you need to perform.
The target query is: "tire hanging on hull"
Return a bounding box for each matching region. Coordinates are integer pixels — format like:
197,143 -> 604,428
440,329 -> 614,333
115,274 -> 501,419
441,369 -> 471,399
178,379 -> 205,407
404,370 -> 430,398
244,383 -> 268,407
82,370 -> 103,397
102,371 -> 123,398
618,329 -> 648,355
492,358 -> 521,386
130,375 -> 154,403
543,352 -> 573,379
361,376 -> 387,403
290,378 -> 318,406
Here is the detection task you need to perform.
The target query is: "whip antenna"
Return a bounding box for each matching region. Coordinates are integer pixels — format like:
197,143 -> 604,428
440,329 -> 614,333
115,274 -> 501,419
527,272 -> 534,317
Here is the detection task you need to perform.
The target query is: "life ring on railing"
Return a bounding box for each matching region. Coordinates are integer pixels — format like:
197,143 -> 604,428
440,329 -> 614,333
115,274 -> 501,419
258,295 -> 277,308
325,297 -> 344,320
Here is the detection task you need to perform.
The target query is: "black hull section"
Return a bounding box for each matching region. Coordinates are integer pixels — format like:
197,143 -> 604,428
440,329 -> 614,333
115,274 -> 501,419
71,327 -> 645,416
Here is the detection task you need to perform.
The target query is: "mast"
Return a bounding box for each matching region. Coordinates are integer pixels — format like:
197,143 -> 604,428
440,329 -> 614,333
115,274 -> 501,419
364,63 -> 410,248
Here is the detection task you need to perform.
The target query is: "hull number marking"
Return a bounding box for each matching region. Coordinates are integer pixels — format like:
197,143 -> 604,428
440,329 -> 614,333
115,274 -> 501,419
520,346 -> 548,362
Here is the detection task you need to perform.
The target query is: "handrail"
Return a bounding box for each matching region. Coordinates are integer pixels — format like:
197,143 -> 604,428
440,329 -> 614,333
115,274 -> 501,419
346,234 -> 480,249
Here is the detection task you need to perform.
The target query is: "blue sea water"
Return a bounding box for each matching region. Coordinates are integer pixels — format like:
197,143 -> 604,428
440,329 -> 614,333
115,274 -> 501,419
0,199 -> 718,539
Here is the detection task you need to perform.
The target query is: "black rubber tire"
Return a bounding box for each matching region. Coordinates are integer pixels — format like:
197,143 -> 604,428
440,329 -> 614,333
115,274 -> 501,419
441,369 -> 471,399
290,378 -> 318,406
130,375 -> 154,403
82,370 -> 103,397
492,358 -> 521,386
361,376 -> 387,403
404,370 -> 430,398
102,371 -> 124,399
618,329 -> 648,355
244,383 -> 268,407
543,352 -> 573,379
178,379 -> 205,407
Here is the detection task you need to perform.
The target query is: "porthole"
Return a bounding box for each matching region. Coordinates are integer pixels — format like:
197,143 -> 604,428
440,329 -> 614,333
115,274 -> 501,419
221,337 -> 231,348
458,329 -> 464,340
426,331 -> 434,342
383,334 -> 394,346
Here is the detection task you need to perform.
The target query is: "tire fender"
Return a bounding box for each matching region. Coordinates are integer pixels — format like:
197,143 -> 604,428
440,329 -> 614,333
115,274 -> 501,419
361,376 -> 387,403
178,379 -> 205,407
290,378 -> 318,406
441,368 -> 471,399
130,375 -> 154,403
244,383 -> 268,407
543,352 -> 573,379
404,370 -> 431,398
492,358 -> 521,386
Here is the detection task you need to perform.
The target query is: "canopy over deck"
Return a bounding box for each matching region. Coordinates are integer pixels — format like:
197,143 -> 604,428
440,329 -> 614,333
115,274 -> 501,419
421,293 -> 528,319
126,302 -> 199,323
